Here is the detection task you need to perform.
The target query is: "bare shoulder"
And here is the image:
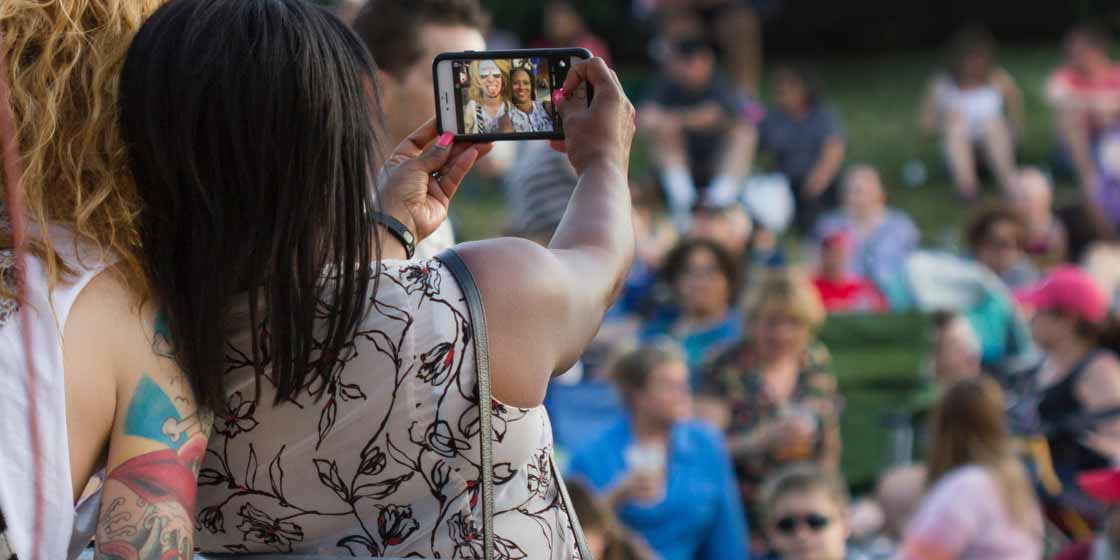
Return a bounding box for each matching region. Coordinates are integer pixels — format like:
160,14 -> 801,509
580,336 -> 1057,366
452,237 -> 571,302
1086,351 -> 1120,385
64,266 -> 207,436
450,238 -> 577,407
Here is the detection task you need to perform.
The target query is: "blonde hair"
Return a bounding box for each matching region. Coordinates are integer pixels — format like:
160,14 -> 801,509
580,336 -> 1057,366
1,0 -> 162,295
759,462 -> 849,526
743,267 -> 826,330
928,377 -> 1041,532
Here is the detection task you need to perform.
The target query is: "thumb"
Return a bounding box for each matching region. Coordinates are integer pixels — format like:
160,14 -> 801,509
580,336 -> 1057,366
412,131 -> 456,173
552,87 -> 579,123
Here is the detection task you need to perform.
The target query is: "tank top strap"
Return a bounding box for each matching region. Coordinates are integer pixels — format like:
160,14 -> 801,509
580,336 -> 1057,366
1068,349 -> 1107,385
34,223 -> 119,334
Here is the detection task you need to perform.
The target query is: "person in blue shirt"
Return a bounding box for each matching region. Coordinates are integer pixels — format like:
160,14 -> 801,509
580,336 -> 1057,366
567,342 -> 751,560
641,238 -> 743,379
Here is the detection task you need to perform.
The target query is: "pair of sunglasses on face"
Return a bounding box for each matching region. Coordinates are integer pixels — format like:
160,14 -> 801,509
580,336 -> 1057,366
774,513 -> 830,534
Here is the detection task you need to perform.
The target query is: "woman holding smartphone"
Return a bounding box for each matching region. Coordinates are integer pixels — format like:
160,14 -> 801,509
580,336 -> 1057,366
119,0 -> 635,557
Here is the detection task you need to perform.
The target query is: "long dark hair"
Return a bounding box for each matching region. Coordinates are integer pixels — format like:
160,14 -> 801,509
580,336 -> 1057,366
119,0 -> 385,412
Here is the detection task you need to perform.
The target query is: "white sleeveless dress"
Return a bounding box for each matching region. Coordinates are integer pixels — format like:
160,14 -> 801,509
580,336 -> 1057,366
0,223 -> 113,560
195,257 -> 581,559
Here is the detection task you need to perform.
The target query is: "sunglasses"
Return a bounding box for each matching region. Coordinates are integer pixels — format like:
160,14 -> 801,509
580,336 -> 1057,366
479,71 -> 501,79
775,513 -> 830,534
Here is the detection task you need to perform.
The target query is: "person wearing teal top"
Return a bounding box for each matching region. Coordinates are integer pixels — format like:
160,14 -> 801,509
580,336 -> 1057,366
568,344 -> 751,560
641,238 -> 743,378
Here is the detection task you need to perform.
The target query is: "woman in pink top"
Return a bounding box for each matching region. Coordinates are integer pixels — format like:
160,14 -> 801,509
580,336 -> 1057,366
898,377 -> 1044,560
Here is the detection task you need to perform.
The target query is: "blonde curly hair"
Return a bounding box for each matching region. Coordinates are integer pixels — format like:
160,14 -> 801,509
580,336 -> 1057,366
1,0 -> 162,295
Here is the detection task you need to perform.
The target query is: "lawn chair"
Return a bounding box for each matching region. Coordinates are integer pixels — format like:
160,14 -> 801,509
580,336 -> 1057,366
816,311 -> 932,490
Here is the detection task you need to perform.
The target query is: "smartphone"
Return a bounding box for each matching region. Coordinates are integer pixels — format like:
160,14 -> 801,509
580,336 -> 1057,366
433,48 -> 592,142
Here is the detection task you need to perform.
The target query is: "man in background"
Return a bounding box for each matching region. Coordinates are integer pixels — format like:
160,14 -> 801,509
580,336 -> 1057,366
352,0 -> 512,256
1047,24 -> 1120,233
641,36 -> 758,227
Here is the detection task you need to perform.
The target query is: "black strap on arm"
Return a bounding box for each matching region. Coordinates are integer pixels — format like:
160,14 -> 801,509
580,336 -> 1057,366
436,249 -> 591,560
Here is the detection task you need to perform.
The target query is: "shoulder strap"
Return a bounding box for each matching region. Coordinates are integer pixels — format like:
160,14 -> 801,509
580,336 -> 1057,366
436,249 -> 591,560
1069,350 -> 1105,382
436,250 -> 495,559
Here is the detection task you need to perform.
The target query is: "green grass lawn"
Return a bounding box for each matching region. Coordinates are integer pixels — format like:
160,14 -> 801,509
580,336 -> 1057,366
452,42 -> 1073,245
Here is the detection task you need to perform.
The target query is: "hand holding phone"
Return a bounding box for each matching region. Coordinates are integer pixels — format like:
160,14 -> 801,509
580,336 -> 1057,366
377,119 -> 493,242
548,57 -> 636,176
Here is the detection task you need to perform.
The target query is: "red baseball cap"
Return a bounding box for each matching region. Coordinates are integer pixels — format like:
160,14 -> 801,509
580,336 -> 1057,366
1016,266 -> 1107,325
1079,468 -> 1120,503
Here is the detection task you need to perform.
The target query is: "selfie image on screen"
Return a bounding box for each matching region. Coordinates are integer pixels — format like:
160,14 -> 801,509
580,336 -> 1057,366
453,57 -> 565,135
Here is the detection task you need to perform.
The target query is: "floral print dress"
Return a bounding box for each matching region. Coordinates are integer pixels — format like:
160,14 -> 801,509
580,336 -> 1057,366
195,258 -> 581,559
696,340 -> 840,509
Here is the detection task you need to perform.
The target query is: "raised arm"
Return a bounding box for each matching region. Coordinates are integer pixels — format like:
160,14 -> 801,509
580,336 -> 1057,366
454,57 -> 637,407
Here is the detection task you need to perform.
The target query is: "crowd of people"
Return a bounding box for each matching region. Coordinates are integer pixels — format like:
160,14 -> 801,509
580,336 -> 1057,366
467,2 -> 1120,560
3,0 -> 1120,559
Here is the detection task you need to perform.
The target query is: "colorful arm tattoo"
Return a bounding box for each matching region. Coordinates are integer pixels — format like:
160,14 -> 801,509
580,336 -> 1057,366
95,373 -> 211,560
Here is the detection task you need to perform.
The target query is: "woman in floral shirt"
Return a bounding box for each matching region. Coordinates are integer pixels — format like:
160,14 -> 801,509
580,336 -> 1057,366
695,268 -> 841,515
118,0 -> 638,556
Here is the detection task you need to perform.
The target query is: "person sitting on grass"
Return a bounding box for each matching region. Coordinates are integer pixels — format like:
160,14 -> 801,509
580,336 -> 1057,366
813,165 -> 919,293
1012,166 -> 1068,271
641,238 -> 743,375
811,231 -> 888,314
919,26 -> 1024,199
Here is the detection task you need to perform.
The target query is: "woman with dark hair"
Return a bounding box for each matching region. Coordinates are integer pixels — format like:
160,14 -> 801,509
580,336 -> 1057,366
510,66 -> 554,132
757,65 -> 847,233
899,377 -> 1043,558
919,26 -> 1024,199
568,343 -> 749,560
965,203 -> 1039,290
119,0 -> 636,556
641,238 -> 742,375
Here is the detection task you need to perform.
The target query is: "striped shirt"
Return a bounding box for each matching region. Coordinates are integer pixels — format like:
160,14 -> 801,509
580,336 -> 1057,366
503,141 -> 578,239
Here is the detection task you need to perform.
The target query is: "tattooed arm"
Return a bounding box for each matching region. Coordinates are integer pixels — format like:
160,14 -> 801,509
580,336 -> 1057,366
94,325 -> 212,559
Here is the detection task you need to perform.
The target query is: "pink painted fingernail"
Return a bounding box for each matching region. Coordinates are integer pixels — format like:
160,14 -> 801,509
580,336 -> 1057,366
552,88 -> 565,106
438,132 -> 454,147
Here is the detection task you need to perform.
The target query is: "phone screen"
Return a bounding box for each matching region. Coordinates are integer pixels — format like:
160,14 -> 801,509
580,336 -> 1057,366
437,50 -> 588,141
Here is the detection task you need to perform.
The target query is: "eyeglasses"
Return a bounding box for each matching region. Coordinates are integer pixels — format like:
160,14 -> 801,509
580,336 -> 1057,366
775,513 -> 830,534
